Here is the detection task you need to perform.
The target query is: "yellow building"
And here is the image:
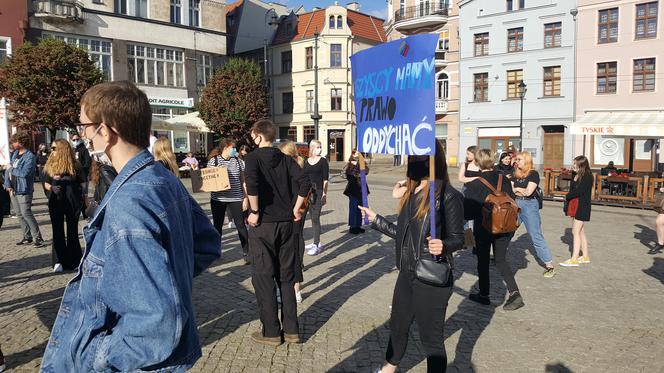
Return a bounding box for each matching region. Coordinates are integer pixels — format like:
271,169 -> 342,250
268,2 -> 386,161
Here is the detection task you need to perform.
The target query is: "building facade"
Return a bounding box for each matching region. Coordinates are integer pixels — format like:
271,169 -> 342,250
573,0 -> 664,172
459,0 -> 576,169
384,0 -> 460,165
0,0 -> 29,64
28,0 -> 227,154
268,3 -> 386,161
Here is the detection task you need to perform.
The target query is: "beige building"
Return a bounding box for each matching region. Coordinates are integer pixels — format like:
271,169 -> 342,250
572,0 -> 664,172
28,0 -> 227,154
268,3 -> 386,161
384,0 -> 459,165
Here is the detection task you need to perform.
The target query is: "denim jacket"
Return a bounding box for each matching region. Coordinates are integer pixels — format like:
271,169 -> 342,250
3,149 -> 36,195
41,150 -> 221,373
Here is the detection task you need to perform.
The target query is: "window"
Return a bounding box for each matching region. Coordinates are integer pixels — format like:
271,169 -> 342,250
598,8 -> 619,43
330,44 -> 342,67
507,27 -> 523,52
474,33 -> 489,56
115,0 -> 148,18
519,0 -> 525,9
281,51 -> 292,73
305,47 -> 313,69
636,2 -> 658,39
544,22 -> 562,48
543,66 -> 561,96
436,72 -> 449,99
473,73 -> 488,102
329,15 -> 335,29
279,126 -> 296,141
45,33 -> 113,81
597,62 -> 617,94
306,90 -> 314,112
127,44 -> 184,87
0,38 -> 10,63
173,130 -> 189,153
506,0 -> 513,11
304,126 -> 315,143
337,16 -> 343,29
196,53 -> 213,88
282,92 -> 293,114
170,0 -> 181,24
506,69 -> 524,99
399,0 -> 405,17
331,88 -> 342,110
189,0 -> 200,27
633,58 -> 656,91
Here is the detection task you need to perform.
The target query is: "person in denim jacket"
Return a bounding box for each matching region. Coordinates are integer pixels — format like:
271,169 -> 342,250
40,81 -> 221,373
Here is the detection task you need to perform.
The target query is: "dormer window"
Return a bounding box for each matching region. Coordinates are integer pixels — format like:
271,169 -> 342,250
330,15 -> 336,28
337,16 -> 343,28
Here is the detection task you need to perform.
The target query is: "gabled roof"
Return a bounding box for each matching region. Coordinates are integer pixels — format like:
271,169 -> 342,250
271,8 -> 386,45
225,0 -> 243,13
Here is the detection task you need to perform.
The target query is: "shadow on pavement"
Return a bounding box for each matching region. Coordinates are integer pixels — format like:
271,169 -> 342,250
643,257 -> 664,285
634,223 -> 657,252
560,227 -> 573,256
545,362 -> 574,372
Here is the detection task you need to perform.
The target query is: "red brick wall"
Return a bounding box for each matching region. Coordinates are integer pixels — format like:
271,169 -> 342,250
0,0 -> 28,48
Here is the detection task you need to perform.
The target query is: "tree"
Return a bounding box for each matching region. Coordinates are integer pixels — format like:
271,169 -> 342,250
198,58 -> 268,145
0,39 -> 103,136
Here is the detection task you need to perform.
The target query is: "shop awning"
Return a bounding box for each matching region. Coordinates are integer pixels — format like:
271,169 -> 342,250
569,110 -> 664,137
154,111 -> 210,133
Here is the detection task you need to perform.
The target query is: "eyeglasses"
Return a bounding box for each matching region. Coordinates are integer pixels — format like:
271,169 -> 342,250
75,122 -> 99,135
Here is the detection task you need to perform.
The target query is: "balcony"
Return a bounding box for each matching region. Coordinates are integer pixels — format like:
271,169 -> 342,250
435,50 -> 448,66
394,2 -> 449,32
33,0 -> 83,23
435,99 -> 448,114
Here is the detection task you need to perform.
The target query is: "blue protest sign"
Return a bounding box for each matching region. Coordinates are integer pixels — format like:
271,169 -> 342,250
350,34 -> 438,156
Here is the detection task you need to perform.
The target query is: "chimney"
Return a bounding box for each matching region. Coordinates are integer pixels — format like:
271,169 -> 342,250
312,6 -> 320,10
347,2 -> 360,11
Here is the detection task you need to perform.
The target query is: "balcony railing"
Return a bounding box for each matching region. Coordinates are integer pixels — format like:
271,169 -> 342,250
33,0 -> 83,22
435,99 -> 448,114
395,1 -> 449,23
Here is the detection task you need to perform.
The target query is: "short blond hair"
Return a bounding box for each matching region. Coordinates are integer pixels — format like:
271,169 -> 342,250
476,148 -> 495,170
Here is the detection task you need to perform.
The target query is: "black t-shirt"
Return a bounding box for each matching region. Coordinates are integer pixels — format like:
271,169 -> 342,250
512,170 -> 539,189
303,157 -> 329,191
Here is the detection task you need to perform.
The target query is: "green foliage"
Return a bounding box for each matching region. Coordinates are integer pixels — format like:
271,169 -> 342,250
0,39 -> 103,133
198,58 -> 268,145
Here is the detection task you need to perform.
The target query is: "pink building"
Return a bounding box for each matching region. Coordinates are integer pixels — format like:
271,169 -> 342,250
572,0 -> 664,172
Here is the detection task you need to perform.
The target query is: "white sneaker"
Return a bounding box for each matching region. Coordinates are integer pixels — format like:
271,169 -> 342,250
307,245 -> 320,256
305,243 -> 316,250
53,263 -> 63,273
295,291 -> 303,303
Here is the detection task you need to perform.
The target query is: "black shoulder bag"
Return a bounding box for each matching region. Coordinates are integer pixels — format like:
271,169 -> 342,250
414,185 -> 453,287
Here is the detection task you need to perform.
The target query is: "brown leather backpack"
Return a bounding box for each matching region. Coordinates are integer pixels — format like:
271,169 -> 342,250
478,174 -> 521,234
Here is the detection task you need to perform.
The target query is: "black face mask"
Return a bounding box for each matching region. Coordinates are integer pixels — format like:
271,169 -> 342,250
407,156 -> 429,180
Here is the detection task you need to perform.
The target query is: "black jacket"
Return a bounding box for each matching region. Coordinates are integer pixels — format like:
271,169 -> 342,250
565,172 -> 593,222
464,170 -> 515,221
371,182 -> 464,276
245,147 -> 311,223
343,162 -> 369,199
74,143 -> 92,180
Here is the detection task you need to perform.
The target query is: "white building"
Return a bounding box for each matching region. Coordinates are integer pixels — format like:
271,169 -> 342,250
458,0 -> 576,169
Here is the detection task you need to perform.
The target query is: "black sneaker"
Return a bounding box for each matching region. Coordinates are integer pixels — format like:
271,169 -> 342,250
34,239 -> 45,248
503,292 -> 525,311
16,238 -> 33,245
469,293 -> 491,305
648,244 -> 663,255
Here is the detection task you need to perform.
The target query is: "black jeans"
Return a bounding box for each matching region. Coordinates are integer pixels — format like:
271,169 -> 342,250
293,210 -> 306,283
250,221 -> 298,337
387,271 -> 452,372
49,198 -> 82,270
211,199 -> 249,257
307,193 -> 323,245
474,224 -> 519,295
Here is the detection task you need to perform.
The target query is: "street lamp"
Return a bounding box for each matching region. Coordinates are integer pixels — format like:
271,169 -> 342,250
311,32 -> 322,140
518,81 -> 527,151
263,8 -> 278,120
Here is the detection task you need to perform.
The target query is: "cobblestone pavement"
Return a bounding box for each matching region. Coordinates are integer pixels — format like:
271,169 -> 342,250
1,174 -> 664,373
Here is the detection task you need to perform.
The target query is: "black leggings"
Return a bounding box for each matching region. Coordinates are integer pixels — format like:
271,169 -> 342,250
474,225 -> 519,295
49,198 -> 82,270
307,194 -> 323,245
211,199 -> 249,257
386,271 -> 452,372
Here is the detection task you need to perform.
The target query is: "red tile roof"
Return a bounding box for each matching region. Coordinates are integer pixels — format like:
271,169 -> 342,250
272,8 -> 386,45
225,0 -> 243,13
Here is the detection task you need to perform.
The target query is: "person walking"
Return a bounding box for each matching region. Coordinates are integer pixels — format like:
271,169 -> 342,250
71,133 -> 91,218
359,140 -> 464,373
207,138 -> 250,264
303,139 -> 329,256
153,137 -> 180,176
3,132 -> 44,247
278,141 -> 308,303
245,120 -> 310,346
344,149 -> 369,235
40,81 -> 221,372
464,148 -> 524,311
560,155 -> 593,267
512,152 -> 555,277
43,139 -> 85,273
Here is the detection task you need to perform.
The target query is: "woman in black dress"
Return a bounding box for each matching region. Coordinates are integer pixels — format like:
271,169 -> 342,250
560,155 -> 593,267
343,149 -> 369,234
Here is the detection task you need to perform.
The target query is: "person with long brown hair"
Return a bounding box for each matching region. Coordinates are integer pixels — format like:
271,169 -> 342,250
458,145 -> 481,185
359,140 -> 464,373
512,152 -> 555,277
153,137 -> 179,176
43,139 -> 85,272
560,155 -> 593,267
343,149 -> 369,234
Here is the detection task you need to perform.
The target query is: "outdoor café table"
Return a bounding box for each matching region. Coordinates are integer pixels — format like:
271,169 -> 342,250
606,176 -> 633,196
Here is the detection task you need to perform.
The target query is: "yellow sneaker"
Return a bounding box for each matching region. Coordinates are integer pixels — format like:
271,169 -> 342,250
559,258 -> 580,267
578,256 -> 590,264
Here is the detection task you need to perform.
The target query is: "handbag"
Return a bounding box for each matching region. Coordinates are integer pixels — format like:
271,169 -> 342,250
566,197 -> 579,218
534,186 -> 544,209
414,192 -> 452,287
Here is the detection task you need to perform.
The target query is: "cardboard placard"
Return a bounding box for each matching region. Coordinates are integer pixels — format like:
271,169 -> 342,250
190,167 -> 231,193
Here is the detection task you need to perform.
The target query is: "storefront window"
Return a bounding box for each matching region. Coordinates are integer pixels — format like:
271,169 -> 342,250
173,130 -> 189,153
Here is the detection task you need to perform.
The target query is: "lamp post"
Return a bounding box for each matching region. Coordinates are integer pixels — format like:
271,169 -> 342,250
311,32 -> 322,140
263,8 -> 278,121
570,8 -> 582,155
518,81 -> 527,151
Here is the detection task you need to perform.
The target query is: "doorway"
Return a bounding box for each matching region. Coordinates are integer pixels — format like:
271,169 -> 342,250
542,126 -> 565,169
328,129 -> 345,162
